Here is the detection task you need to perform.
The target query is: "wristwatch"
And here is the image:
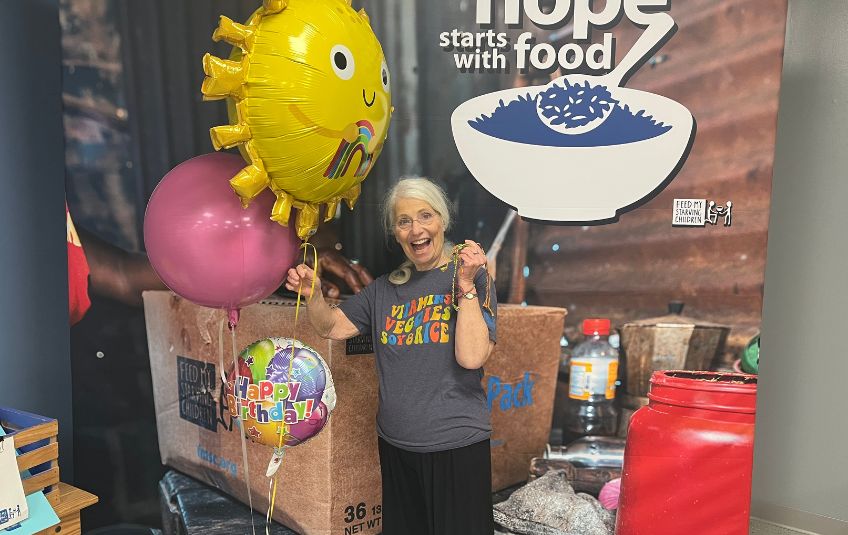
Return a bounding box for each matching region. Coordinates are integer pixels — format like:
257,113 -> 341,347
461,290 -> 478,300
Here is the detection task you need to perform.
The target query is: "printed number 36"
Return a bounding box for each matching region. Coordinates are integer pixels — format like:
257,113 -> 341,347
344,503 -> 366,523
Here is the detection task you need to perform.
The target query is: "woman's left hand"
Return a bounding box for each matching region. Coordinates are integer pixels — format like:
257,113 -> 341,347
457,239 -> 487,288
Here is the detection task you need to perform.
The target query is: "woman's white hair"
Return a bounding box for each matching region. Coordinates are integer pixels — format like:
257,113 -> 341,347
382,177 -> 453,237
382,177 -> 454,285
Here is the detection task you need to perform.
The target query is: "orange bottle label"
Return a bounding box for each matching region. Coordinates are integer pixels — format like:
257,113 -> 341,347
606,361 -> 619,400
569,360 -> 618,400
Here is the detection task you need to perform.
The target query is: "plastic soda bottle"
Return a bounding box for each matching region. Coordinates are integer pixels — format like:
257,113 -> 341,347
563,318 -> 619,443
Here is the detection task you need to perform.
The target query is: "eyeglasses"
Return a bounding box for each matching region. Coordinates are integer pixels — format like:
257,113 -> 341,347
395,211 -> 437,231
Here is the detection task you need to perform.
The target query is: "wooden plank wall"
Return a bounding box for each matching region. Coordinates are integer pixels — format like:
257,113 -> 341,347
523,0 -> 787,361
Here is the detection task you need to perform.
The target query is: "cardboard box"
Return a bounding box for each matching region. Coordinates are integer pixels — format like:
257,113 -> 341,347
144,291 -> 564,534
485,304 -> 566,490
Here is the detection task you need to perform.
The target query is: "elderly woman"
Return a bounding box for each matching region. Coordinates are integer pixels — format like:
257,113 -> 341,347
285,177 -> 497,535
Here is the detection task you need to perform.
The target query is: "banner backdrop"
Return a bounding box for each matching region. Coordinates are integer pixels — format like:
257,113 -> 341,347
63,0 -> 789,351
60,0 -> 789,530
350,0 -> 787,361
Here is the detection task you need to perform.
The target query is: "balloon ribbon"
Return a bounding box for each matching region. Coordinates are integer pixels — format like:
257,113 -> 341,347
265,240 -> 318,534
219,319 -> 257,535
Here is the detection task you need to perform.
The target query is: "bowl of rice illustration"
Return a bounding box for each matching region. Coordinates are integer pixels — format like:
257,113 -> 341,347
451,18 -> 694,221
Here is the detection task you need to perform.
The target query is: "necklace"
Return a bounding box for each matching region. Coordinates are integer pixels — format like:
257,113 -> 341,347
448,243 -> 494,314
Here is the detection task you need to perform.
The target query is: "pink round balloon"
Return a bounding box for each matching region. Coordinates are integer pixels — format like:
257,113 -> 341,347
144,153 -> 299,320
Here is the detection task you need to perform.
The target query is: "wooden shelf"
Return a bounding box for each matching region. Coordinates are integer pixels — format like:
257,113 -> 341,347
35,483 -> 98,535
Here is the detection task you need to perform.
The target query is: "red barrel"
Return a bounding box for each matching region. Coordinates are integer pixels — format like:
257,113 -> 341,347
616,371 -> 757,535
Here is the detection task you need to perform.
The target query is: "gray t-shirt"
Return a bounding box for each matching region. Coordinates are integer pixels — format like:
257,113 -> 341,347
338,260 -> 497,452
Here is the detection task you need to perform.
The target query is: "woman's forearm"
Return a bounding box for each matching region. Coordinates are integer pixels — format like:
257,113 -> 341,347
455,297 -> 492,369
305,291 -> 338,338
286,263 -> 360,340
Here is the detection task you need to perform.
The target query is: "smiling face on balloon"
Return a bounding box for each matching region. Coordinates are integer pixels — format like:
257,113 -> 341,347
298,6 -> 392,144
240,0 -> 392,147
201,0 -> 393,239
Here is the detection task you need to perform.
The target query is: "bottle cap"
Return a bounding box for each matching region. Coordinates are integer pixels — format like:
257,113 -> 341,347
583,318 -> 611,336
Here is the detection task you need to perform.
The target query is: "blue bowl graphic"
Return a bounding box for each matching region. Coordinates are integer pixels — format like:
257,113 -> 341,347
451,74 -> 694,222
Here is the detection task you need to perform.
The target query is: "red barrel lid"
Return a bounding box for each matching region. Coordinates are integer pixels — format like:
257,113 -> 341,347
583,318 -> 611,336
648,371 -> 758,414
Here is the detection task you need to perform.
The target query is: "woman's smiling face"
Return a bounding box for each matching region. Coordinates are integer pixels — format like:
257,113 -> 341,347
393,197 -> 446,271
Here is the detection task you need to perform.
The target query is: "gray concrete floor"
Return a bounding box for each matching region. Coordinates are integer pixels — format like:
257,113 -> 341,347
750,518 -> 819,535
494,518 -> 820,535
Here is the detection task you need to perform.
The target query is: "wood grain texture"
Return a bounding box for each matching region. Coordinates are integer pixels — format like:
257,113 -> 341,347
49,512 -> 80,535
524,0 -> 788,353
16,442 -> 59,472
34,483 -> 98,535
55,483 -> 99,515
45,489 -> 61,509
6,420 -> 58,446
22,467 -> 60,495
507,217 -> 530,303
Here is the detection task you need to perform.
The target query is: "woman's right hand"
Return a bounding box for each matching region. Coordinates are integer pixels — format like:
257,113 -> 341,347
285,264 -> 322,300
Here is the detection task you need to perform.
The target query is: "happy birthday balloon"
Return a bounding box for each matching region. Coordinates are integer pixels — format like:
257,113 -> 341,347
226,337 -> 336,448
201,0 -> 393,239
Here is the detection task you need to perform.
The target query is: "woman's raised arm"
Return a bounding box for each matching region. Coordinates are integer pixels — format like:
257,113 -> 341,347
285,264 -> 360,340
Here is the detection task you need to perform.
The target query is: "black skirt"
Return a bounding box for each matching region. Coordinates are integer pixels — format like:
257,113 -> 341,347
377,437 -> 495,535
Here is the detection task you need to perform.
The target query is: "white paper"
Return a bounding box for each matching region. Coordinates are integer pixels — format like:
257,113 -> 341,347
0,436 -> 29,529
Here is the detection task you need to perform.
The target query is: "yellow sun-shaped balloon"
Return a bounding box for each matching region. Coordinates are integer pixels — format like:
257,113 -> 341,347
201,0 -> 392,239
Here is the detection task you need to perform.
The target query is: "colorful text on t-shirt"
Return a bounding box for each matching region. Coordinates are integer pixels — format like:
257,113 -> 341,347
380,293 -> 455,346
